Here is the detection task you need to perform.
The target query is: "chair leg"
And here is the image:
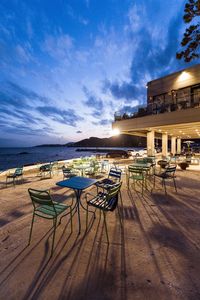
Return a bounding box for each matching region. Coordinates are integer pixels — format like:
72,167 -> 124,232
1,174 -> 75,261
70,207 -> 73,232
142,179 -> 144,196
86,204 -> 88,229
51,218 -> 57,256
103,211 -> 109,244
163,179 -> 167,194
28,213 -> 35,245
173,178 -> 177,192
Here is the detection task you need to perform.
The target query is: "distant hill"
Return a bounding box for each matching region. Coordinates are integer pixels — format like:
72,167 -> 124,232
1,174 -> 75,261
67,134 -> 146,148
34,142 -> 73,147
35,134 -> 146,148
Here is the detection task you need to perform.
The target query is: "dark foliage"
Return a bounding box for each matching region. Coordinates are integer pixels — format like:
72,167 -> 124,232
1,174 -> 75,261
176,0 -> 200,62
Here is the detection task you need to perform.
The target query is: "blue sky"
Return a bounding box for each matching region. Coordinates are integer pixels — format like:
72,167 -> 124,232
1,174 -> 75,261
0,0 -> 197,146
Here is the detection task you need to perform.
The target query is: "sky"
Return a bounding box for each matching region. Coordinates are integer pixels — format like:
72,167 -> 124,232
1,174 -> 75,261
0,0 -> 198,147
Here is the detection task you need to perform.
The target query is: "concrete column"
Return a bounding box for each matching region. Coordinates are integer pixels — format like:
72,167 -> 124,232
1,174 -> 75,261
147,130 -> 155,156
162,133 -> 168,157
171,136 -> 176,155
177,138 -> 181,154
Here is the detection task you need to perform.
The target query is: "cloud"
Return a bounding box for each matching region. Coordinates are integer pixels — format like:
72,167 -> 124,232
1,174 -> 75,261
103,79 -> 143,102
43,33 -> 73,60
127,4 -> 146,33
0,81 -> 49,109
76,130 -> 82,133
117,105 -> 141,115
102,2 -> 187,108
82,86 -> 105,118
37,106 -> 83,126
66,4 -> 89,25
92,118 -> 112,126
15,44 -> 32,63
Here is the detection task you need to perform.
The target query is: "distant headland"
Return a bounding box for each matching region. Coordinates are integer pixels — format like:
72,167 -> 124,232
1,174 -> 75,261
35,134 -> 146,148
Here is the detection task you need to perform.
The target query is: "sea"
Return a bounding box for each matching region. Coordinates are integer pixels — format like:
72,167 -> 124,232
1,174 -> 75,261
0,146 -> 138,171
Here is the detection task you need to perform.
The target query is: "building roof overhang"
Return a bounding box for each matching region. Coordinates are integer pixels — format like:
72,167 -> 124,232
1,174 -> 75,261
113,107 -> 200,139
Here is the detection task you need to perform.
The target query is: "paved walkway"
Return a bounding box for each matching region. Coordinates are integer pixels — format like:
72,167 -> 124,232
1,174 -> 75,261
0,169 -> 200,299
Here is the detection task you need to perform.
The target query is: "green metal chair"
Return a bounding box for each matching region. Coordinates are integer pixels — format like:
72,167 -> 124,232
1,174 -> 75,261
62,166 -> 78,180
6,167 -> 23,186
85,161 -> 101,177
28,188 -> 73,256
126,166 -> 147,195
153,165 -> 177,194
85,182 -> 122,243
39,164 -> 52,178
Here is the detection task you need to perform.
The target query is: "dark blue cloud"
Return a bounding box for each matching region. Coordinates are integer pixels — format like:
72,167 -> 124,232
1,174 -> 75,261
92,118 -> 112,126
37,106 -> 83,126
3,125 -> 54,136
0,81 -> 49,109
103,7 -> 193,107
83,86 -> 104,118
117,105 -> 140,115
102,79 -> 144,102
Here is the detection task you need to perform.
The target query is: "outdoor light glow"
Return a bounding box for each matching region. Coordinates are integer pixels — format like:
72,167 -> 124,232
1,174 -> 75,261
178,71 -> 191,82
111,128 -> 120,136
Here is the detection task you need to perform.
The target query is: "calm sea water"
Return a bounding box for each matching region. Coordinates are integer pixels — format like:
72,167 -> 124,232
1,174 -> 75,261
0,146 -> 137,171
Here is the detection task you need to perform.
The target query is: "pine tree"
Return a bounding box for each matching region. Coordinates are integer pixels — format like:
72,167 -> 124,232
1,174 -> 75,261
176,0 -> 200,62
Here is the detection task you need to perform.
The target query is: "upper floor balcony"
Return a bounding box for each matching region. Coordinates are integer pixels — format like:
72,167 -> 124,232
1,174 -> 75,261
114,91 -> 200,122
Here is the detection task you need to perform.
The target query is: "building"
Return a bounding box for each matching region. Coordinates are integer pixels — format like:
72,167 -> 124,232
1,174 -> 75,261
112,64 -> 200,156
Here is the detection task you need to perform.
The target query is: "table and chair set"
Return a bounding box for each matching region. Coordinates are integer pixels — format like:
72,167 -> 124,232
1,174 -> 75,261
126,157 -> 177,195
27,157 -> 178,256
28,167 -> 123,256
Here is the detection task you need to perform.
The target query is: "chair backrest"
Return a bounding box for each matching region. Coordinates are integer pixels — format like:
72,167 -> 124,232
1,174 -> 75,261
40,164 -> 52,172
62,166 -> 72,173
15,167 -> 23,176
165,165 -> 176,176
106,182 -> 122,211
62,167 -> 75,178
108,168 -> 122,182
128,165 -> 145,175
28,188 -> 53,206
144,157 -> 156,165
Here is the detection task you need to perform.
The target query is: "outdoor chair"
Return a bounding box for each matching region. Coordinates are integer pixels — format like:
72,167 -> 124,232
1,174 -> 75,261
85,182 -> 122,243
126,165 -> 147,195
6,167 -> 23,186
153,165 -> 177,194
39,164 -> 52,178
85,161 -> 101,178
95,168 -> 122,192
62,166 -> 78,180
28,188 -> 73,256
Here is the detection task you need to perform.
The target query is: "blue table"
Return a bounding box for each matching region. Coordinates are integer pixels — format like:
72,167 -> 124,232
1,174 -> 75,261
56,176 -> 97,233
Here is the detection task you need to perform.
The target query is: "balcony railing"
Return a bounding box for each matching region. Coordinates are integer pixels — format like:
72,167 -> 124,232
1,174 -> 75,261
114,93 -> 200,121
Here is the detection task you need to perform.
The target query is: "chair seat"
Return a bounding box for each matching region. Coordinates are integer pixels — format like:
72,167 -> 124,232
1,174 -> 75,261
63,173 -> 77,178
96,178 -> 115,187
35,202 -> 69,218
87,192 -> 116,211
155,172 -> 176,179
7,174 -> 17,178
129,174 -> 144,180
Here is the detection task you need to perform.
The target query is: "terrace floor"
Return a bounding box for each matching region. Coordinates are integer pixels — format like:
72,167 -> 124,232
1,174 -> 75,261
0,168 -> 200,300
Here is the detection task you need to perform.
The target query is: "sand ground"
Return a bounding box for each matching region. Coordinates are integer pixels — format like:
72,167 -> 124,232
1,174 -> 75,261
0,167 -> 200,300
